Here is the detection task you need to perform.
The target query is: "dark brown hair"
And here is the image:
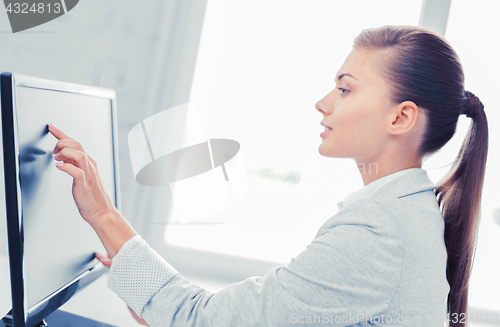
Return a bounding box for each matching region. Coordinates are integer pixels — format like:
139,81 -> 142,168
353,26 -> 488,325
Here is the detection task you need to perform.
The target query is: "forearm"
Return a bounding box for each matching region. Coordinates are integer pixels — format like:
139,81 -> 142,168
89,209 -> 137,258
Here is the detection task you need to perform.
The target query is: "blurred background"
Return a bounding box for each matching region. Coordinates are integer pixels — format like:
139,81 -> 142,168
0,0 -> 498,325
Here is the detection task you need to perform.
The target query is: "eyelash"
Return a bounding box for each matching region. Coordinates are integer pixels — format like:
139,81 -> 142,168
338,87 -> 349,95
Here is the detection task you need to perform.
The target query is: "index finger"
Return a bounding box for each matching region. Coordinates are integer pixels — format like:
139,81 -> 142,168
48,124 -> 72,141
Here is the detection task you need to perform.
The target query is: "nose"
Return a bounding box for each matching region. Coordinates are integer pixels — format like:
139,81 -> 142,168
315,100 -> 327,115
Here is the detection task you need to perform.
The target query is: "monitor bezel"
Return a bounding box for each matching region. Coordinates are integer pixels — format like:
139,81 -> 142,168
1,72 -> 121,327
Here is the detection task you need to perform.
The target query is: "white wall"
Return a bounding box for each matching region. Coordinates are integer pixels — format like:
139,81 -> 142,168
0,0 -> 208,234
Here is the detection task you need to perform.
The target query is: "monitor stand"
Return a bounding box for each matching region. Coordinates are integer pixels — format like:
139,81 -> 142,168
1,309 -> 117,327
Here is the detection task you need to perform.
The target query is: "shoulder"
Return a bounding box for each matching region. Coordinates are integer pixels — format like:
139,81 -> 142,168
313,198 -> 405,269
316,198 -> 400,239
291,198 -> 406,309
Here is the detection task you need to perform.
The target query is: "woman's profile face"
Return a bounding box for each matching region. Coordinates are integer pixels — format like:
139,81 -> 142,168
316,47 -> 397,163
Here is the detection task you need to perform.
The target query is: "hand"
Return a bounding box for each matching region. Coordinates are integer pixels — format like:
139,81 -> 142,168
48,124 -> 117,226
128,307 -> 150,326
49,124 -> 137,258
95,252 -> 112,267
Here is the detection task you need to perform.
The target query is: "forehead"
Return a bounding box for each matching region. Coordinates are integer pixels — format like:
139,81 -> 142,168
336,48 -> 385,85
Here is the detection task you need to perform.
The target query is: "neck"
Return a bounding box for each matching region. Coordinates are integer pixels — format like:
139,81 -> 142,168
356,150 -> 423,186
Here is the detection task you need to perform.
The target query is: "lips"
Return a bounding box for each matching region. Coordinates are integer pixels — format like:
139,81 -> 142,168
321,122 -> 332,131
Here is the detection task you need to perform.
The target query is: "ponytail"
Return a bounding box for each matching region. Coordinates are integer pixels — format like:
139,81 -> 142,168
435,91 -> 488,323
353,26 -> 489,325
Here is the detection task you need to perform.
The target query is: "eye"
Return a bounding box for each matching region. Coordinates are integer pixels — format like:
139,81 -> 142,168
338,87 -> 349,95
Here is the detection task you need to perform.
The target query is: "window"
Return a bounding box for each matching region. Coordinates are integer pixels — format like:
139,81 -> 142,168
164,0 -> 423,263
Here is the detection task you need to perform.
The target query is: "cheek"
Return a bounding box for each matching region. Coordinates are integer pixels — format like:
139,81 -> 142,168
331,101 -> 385,149
334,103 -> 369,135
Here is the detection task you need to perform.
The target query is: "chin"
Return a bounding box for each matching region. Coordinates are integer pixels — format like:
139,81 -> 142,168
318,144 -> 337,158
318,143 -> 351,158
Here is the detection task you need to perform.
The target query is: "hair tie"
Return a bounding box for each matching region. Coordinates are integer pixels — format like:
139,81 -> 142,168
462,91 -> 483,118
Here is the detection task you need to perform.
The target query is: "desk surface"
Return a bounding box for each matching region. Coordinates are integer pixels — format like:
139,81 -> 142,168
58,273 -> 144,327
1,309 -> 117,327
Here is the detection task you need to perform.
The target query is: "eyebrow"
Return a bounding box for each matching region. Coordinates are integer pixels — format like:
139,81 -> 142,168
337,73 -> 358,82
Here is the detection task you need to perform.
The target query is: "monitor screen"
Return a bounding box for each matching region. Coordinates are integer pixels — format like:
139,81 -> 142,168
1,73 -> 120,327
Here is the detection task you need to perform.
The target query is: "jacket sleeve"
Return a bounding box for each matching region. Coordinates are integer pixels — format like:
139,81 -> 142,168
107,199 -> 405,327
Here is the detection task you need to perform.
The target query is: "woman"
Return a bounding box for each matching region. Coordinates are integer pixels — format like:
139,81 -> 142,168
49,25 -> 488,326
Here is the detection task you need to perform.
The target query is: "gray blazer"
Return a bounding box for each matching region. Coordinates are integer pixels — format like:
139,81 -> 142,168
108,168 -> 450,326
326,167 -> 450,325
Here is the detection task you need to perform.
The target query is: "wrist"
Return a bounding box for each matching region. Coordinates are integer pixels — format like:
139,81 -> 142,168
90,209 -> 137,258
87,207 -> 120,229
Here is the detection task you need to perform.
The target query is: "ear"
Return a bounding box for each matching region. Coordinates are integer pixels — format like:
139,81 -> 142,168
389,101 -> 419,136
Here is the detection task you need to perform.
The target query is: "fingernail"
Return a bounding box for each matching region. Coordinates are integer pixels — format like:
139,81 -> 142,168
55,162 -> 63,167
54,153 -> 59,160
48,124 -> 57,130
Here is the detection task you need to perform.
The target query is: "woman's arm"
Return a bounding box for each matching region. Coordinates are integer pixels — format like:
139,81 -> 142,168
49,124 -> 136,258
106,206 -> 405,326
48,124 -> 405,326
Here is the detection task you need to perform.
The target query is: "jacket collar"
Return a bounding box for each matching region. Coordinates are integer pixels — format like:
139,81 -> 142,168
337,168 -> 436,210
